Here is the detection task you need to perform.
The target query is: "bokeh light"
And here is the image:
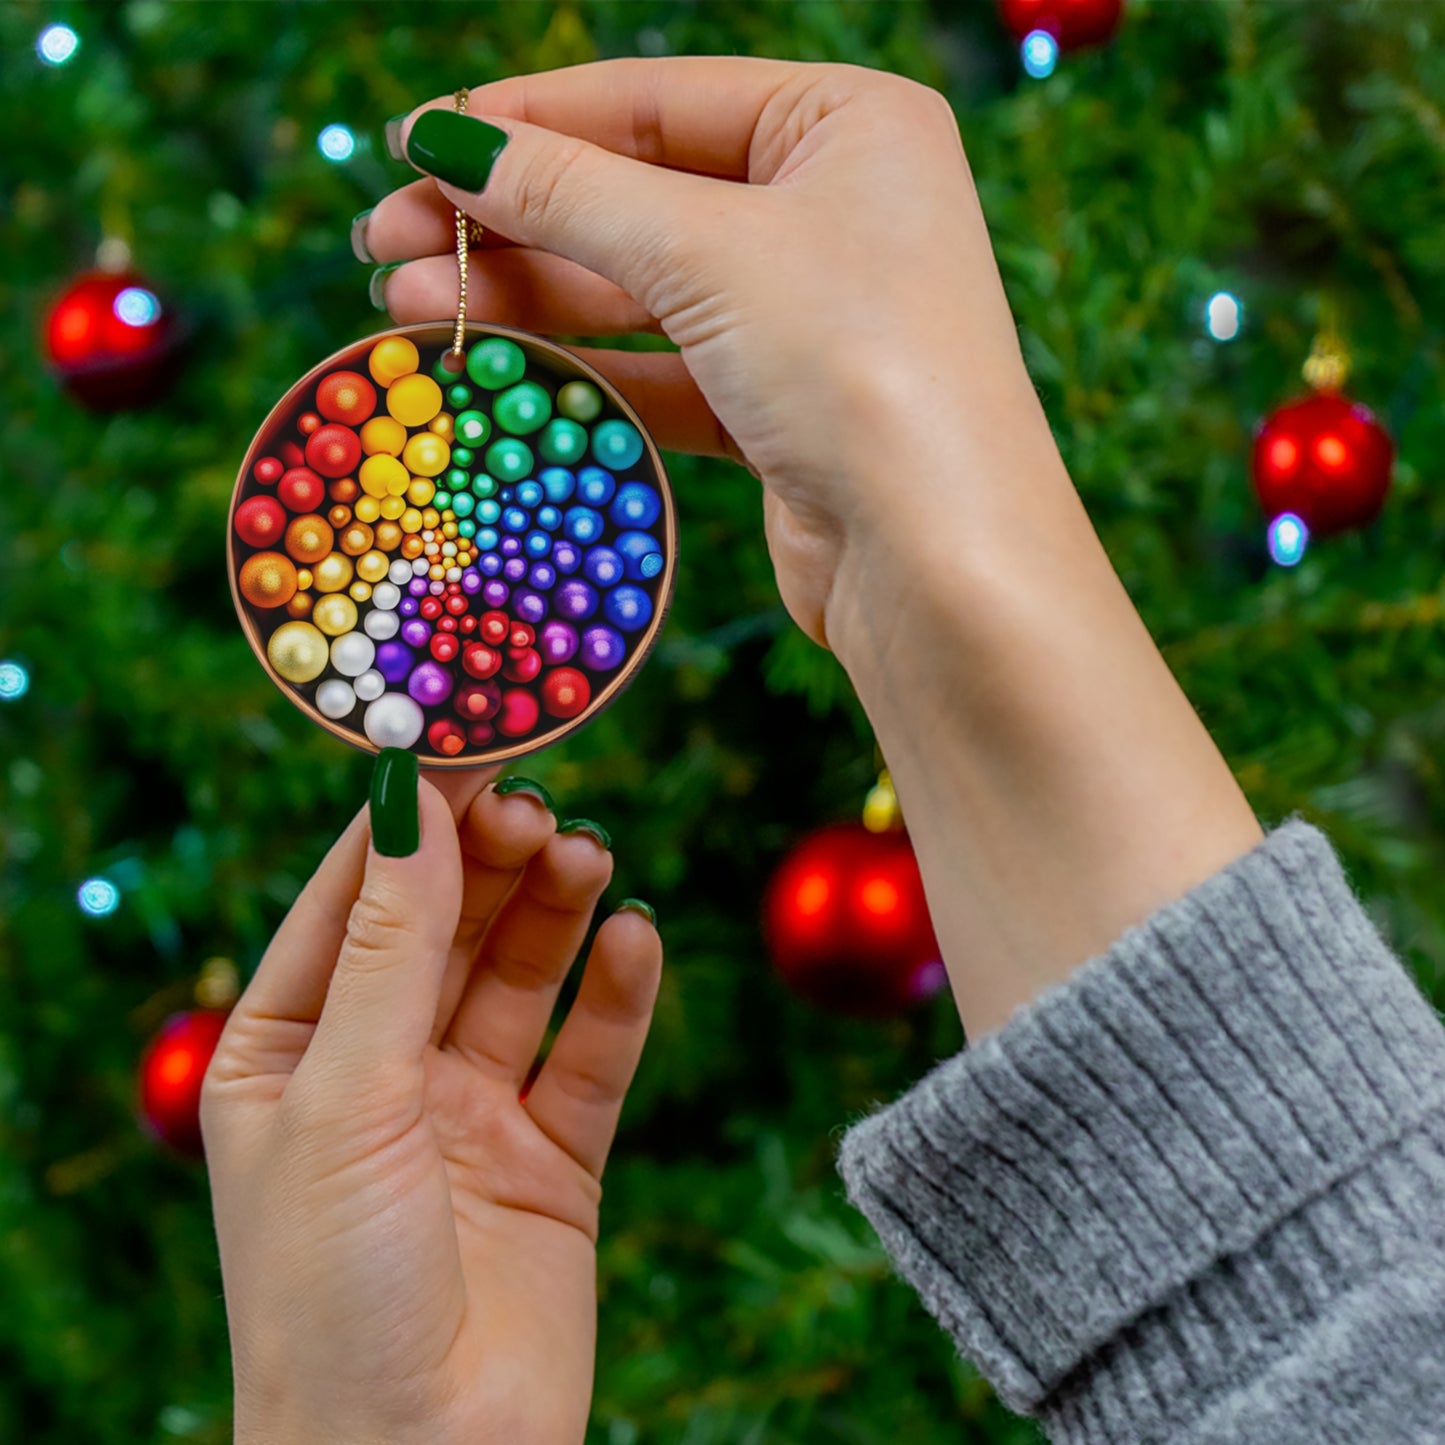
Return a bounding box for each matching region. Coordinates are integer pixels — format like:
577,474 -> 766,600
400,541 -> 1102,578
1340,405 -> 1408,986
1205,291 -> 1242,341
114,287 -> 161,327
1022,30 -> 1059,79
317,124 -> 356,162
77,878 -> 121,917
1267,512 -> 1309,567
37,24 -> 79,66
0,660 -> 29,701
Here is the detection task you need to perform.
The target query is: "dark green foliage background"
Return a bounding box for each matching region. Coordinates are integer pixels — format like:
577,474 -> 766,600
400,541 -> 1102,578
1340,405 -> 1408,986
2,2 -> 1443,1441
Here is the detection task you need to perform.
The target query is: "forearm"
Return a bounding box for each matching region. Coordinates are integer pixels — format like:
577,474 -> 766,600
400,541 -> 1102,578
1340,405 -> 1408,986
826,385 -> 1262,1039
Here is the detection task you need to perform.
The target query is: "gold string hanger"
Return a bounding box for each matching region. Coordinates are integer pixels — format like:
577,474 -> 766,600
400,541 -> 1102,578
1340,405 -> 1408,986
445,88 -> 488,369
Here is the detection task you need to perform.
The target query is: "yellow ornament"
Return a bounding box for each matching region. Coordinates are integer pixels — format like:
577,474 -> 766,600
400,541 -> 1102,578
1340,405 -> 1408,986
407,476 -> 437,507
312,552 -> 355,594
428,412 -> 455,442
368,336 -> 419,389
402,432 -> 450,478
353,494 -> 381,523
360,415 -> 408,457
348,580 -> 373,603
268,620 -> 329,682
421,506 -> 441,529
399,507 -> 424,534
359,453 -> 408,500
355,550 -> 390,583
379,494 -> 407,520
374,521 -> 403,551
429,563 -> 446,581
387,373 -> 443,428
311,593 -> 359,637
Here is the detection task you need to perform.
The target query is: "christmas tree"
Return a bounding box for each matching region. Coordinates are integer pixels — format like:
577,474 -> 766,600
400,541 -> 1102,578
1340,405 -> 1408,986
2,3 -> 1443,1442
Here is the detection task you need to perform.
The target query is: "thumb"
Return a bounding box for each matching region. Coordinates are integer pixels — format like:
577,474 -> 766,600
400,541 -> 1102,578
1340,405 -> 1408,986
397,106 -> 735,315
304,751 -> 463,1086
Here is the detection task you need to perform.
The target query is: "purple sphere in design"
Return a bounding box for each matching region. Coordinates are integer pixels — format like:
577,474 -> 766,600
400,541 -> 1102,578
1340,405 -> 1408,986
428,579 -> 446,596
480,552 -> 503,577
554,578 -> 598,621
503,556 -> 528,582
513,588 -> 549,625
461,569 -> 483,594
408,577 -> 428,597
398,596 -> 420,618
579,624 -> 626,672
401,617 -> 432,649
500,536 -> 522,558
408,660 -> 454,707
552,540 -> 582,576
583,545 -> 624,588
539,619 -> 579,664
482,579 -> 510,608
529,561 -> 557,590
375,640 -> 414,683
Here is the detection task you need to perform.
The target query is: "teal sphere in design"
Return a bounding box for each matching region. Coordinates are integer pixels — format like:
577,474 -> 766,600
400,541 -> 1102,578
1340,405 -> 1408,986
466,337 -> 526,390
557,380 -> 603,423
539,417 -> 589,465
494,380 -> 553,436
486,437 -> 534,483
446,382 -> 474,409
592,419 -> 644,471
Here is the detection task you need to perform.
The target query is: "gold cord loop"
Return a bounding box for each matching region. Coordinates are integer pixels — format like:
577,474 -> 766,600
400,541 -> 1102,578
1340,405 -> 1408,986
449,88 -> 478,363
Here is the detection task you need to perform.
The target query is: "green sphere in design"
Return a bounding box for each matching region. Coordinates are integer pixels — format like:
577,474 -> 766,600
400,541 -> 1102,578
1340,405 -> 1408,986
446,382 -> 474,409
557,380 -> 603,423
450,492 -> 475,518
471,473 -> 498,499
591,419 -> 644,470
538,417 -> 589,465
433,490 -> 452,510
493,381 -> 553,436
452,447 -> 474,467
457,518 -> 477,538
466,337 -> 526,390
455,410 -> 491,447
485,437 -> 533,483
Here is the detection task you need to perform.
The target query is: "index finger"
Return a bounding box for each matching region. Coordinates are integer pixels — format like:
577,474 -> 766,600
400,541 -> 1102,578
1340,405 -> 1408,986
402,55 -> 809,182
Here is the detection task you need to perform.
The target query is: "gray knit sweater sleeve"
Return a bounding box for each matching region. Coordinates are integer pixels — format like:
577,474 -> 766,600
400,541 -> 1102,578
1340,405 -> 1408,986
836,819 -> 1445,1443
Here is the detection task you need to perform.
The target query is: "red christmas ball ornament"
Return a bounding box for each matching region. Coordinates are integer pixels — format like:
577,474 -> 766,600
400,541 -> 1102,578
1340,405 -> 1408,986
763,822 -> 946,1017
316,370 -> 377,426
253,456 -> 284,487
540,666 -> 591,719
998,0 -> 1123,48
1251,392 -> 1394,537
137,1008 -> 230,1157
455,679 -> 502,722
427,718 -> 467,757
44,270 -> 182,410
233,495 -> 288,549
305,423 -> 362,479
503,647 -> 543,684
495,688 -> 541,738
462,642 -> 502,680
277,466 -> 327,513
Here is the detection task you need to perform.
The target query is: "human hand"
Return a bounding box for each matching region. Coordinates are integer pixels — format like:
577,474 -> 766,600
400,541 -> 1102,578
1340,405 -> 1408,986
201,758 -> 661,1445
360,57 -> 1057,657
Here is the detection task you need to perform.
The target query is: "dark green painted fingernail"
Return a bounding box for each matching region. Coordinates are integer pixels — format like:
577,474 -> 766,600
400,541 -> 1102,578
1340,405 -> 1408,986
559,818 -> 612,851
617,898 -> 656,926
350,208 -> 375,263
369,262 -> 403,311
384,113 -> 408,162
405,110 -> 510,192
494,775 -> 555,811
370,748 -> 419,857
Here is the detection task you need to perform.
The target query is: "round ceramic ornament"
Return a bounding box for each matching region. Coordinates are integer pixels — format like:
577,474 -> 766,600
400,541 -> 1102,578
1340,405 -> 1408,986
229,320 -> 676,765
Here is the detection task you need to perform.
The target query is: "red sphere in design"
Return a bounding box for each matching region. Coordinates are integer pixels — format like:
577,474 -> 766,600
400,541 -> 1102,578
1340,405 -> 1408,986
998,0 -> 1123,48
233,495 -> 288,549
503,647 -> 542,684
278,440 -> 306,470
462,642 -> 502,680
763,822 -> 945,1017
540,666 -> 591,719
44,270 -> 181,410
427,718 -> 467,756
305,423 -> 363,479
297,412 -> 322,436
316,370 -> 378,427
455,680 -> 502,721
495,688 -> 541,737
480,612 -> 510,646
430,632 -> 461,664
419,596 -> 444,621
1251,391 -> 1394,537
277,466 -> 326,513
253,456 -> 284,487
137,1008 -> 230,1156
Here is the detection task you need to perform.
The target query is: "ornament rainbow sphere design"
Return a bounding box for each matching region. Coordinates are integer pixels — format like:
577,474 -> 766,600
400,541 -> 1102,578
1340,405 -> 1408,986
229,324 -> 676,765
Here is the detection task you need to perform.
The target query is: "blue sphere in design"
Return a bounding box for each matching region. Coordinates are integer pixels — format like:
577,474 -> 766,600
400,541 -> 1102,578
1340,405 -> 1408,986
502,506 -> 530,534
524,529 -> 552,559
576,465 -> 617,507
552,540 -> 582,575
609,482 -> 661,530
614,529 -> 663,581
515,480 -> 544,508
474,527 -> 499,551
539,466 -> 576,504
583,545 -> 625,588
536,505 -> 562,531
603,584 -> 653,632
591,419 -> 644,470
563,505 -> 604,544
529,561 -> 557,590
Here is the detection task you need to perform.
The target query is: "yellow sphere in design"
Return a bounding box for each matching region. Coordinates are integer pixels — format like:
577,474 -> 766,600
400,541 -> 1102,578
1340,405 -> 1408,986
402,432 -> 450,477
348,580 -> 373,603
353,494 -> 382,523
312,552 -> 355,593
238,551 -> 298,609
355,549 -> 390,583
407,476 -> 437,507
360,415 -> 408,457
379,494 -> 407,520
312,593 -> 360,637
399,507 -> 424,534
387,373 -> 443,428
421,506 -> 441,530
359,453 -> 409,500
268,620 -> 329,683
368,336 -> 419,389
428,412 -> 455,442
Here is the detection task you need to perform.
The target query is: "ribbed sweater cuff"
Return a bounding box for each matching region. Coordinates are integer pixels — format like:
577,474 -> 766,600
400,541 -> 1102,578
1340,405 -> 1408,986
836,819 -> 1445,1431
